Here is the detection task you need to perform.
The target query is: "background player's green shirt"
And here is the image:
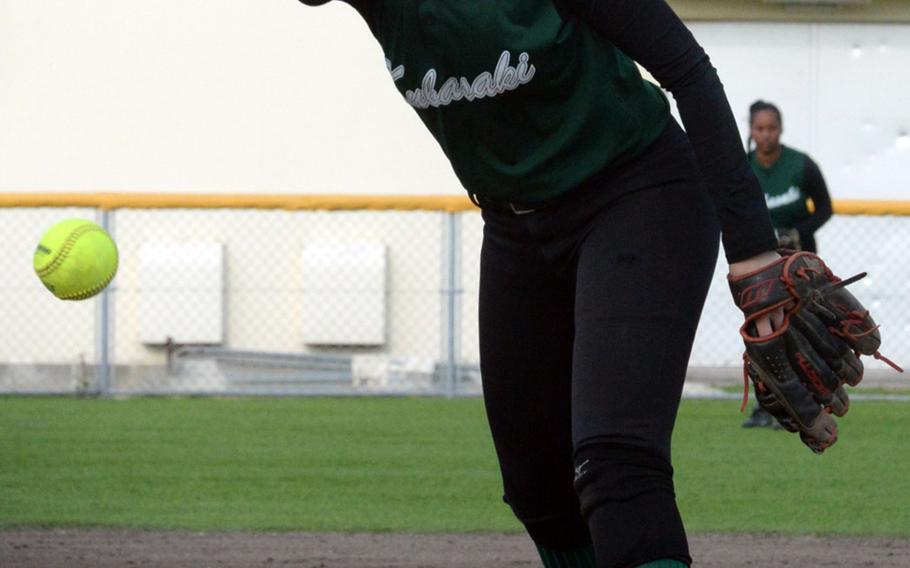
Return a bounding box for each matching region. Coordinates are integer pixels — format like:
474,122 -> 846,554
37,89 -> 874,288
356,1 -> 670,204
748,145 -> 811,230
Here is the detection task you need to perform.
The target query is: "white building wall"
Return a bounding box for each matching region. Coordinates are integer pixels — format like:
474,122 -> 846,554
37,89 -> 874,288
686,22 -> 910,200
0,0 -> 461,196
3,5 -> 909,199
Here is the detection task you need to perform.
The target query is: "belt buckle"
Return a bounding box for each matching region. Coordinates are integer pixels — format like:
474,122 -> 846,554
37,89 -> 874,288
509,202 -> 536,215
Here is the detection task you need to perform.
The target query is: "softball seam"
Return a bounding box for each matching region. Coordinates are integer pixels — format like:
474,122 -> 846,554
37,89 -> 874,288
36,224 -> 106,278
61,254 -> 119,300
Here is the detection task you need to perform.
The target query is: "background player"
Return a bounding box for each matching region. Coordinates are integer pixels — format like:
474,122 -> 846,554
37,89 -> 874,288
741,99 -> 833,429
298,1 -> 793,566
747,100 -> 833,253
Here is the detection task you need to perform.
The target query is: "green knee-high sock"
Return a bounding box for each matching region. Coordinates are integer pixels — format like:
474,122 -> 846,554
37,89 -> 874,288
635,560 -> 688,568
536,544 -> 596,568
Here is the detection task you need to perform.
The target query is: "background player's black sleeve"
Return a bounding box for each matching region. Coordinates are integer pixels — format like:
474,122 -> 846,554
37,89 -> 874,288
554,0 -> 777,263
794,157 -> 833,243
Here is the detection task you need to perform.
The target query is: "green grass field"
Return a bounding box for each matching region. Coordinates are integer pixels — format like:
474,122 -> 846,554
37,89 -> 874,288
1,397 -> 908,536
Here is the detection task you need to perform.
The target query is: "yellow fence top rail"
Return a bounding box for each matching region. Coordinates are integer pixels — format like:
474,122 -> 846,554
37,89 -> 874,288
0,193 -> 478,212
1,193 -> 909,216
833,200 -> 910,217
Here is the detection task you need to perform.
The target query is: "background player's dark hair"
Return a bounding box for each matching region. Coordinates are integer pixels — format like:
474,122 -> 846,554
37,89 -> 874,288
746,100 -> 783,151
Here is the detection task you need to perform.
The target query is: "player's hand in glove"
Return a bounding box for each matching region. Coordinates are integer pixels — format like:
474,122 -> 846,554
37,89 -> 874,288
728,250 -> 902,453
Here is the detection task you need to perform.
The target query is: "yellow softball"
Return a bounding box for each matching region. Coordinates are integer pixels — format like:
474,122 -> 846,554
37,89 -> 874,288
33,219 -> 119,300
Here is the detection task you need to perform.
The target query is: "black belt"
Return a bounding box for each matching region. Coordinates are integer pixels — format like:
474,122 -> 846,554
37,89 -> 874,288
468,172 -> 605,215
469,193 -> 539,215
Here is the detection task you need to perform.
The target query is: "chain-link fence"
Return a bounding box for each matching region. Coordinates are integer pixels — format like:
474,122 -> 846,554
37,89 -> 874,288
2,199 -> 908,396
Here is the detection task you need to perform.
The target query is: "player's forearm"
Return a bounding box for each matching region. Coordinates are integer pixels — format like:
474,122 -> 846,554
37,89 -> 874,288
670,72 -> 777,263
557,0 -> 777,262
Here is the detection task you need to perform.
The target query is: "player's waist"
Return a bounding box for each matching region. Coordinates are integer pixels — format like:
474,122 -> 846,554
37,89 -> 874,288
469,118 -> 698,216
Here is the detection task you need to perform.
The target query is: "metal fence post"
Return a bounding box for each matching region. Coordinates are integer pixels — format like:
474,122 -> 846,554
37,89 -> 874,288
442,211 -> 462,397
95,208 -> 114,396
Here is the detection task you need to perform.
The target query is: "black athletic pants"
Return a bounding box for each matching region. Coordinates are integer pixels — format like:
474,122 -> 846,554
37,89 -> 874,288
477,121 -> 720,568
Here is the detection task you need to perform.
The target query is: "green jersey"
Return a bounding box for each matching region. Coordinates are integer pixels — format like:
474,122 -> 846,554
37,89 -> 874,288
749,145 -> 813,230
301,0 -> 782,262
354,1 -> 670,204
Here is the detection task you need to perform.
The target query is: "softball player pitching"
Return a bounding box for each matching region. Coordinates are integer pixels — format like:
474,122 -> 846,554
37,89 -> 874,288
299,2 -> 895,566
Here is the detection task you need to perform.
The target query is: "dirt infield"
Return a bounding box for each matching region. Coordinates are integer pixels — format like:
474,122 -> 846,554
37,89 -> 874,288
4,530 -> 910,567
